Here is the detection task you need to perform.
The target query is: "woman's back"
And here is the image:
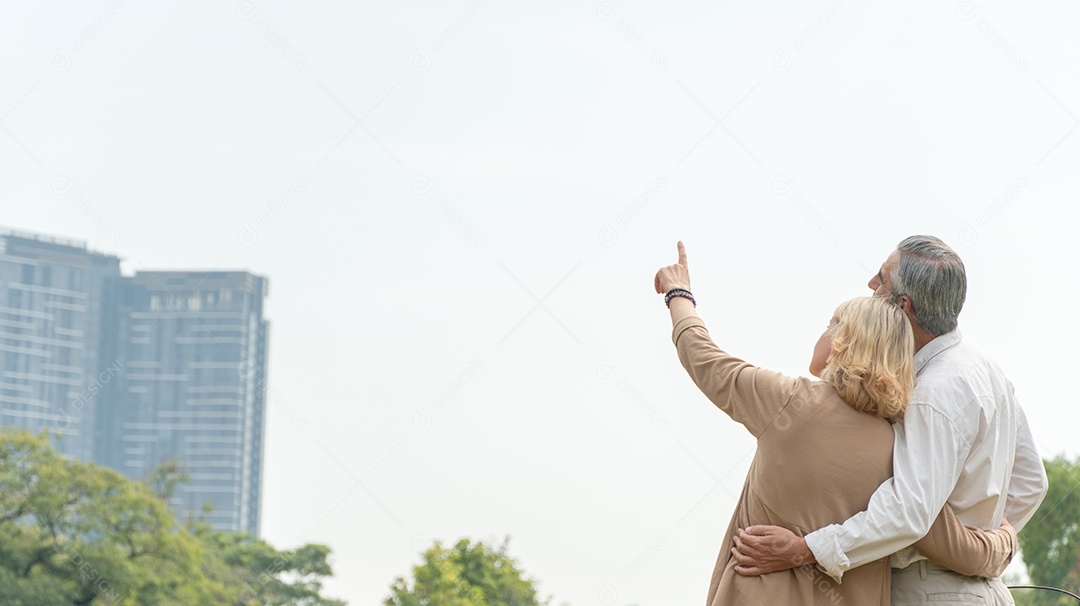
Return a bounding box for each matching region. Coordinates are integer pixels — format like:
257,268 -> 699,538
707,379 -> 894,605
670,316 -> 895,605
754,380 -> 893,532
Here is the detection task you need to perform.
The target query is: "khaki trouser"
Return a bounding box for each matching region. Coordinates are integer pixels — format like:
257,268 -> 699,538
891,560 -> 1014,605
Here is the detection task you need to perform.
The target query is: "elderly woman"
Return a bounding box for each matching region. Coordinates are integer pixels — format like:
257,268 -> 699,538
655,242 -> 1015,605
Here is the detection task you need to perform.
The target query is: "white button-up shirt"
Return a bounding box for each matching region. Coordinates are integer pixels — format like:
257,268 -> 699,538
805,330 -> 1048,582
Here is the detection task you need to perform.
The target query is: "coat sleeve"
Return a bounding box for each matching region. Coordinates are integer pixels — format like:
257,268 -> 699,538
672,316 -> 801,438
914,503 -> 1016,578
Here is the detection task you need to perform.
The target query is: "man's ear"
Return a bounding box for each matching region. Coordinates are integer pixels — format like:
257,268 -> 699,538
897,295 -> 914,314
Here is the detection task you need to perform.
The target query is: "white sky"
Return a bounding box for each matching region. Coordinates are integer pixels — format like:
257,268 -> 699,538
3,1 -> 1079,604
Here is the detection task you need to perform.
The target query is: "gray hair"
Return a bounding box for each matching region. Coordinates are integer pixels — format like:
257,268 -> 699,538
890,235 -> 967,336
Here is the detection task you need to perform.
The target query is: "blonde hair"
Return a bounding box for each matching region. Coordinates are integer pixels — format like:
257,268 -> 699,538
820,297 -> 915,422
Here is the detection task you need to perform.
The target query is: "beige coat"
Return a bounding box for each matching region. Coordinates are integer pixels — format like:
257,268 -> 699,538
673,316 -> 1015,606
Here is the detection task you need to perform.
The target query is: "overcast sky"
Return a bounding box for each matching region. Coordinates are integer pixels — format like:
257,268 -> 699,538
3,1 -> 1079,604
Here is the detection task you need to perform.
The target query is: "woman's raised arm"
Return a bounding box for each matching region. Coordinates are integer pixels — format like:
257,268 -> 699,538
656,242 -> 802,437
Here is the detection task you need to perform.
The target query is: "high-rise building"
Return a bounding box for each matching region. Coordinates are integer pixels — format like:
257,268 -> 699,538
0,229 -> 268,535
0,230 -> 122,461
107,271 -> 269,533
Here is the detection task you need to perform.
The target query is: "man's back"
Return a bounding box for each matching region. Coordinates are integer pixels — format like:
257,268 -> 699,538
798,329 -> 1045,582
889,331 -> 1045,568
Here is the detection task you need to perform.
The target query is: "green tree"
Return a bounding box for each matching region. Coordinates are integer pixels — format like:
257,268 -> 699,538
195,525 -> 345,606
0,429 -> 345,605
385,538 -> 549,606
1015,455 -> 1080,606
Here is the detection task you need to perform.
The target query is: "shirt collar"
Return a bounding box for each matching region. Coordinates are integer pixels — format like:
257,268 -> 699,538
913,329 -> 962,375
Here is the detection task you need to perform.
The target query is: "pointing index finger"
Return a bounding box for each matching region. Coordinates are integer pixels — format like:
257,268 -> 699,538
677,241 -> 687,267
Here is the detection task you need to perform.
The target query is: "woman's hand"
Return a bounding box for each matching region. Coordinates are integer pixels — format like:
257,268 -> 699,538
654,241 -> 691,294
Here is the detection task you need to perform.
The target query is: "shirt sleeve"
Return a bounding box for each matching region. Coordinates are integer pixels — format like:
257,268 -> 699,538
1005,401 -> 1048,532
671,316 -> 800,438
913,503 -> 1016,578
804,403 -> 969,582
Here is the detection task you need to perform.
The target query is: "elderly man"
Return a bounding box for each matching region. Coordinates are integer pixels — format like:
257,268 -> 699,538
731,235 -> 1048,603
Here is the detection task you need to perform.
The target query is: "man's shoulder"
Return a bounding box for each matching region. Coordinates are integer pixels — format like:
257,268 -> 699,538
909,338 -> 1013,425
920,339 -> 1009,388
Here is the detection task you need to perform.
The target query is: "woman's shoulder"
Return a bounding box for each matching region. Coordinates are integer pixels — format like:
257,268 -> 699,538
779,378 -> 894,430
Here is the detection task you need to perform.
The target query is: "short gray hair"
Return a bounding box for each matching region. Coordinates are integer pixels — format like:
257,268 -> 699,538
890,235 -> 967,336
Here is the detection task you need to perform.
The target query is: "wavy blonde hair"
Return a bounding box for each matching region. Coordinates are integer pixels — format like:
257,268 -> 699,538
820,297 -> 915,422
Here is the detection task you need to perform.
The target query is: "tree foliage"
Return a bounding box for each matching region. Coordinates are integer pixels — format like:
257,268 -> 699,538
385,538 -> 549,606
0,429 -> 344,605
1015,455 -> 1080,606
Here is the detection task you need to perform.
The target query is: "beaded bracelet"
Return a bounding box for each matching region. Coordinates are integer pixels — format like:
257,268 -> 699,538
664,288 -> 695,308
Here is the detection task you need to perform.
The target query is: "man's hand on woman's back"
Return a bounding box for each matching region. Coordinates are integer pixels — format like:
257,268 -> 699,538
731,525 -> 815,575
